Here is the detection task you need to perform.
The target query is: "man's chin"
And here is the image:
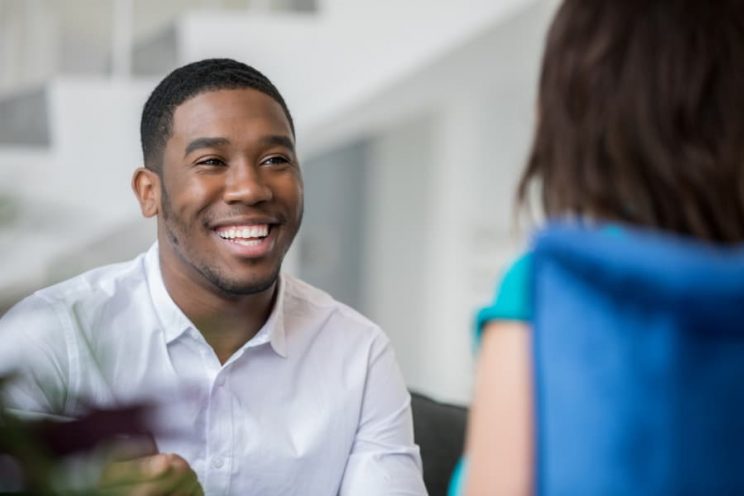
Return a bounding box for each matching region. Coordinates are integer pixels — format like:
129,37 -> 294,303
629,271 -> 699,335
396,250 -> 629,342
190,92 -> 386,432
210,272 -> 280,296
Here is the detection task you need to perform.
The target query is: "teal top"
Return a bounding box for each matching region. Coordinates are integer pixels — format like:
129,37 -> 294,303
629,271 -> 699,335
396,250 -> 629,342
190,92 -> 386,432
474,252 -> 533,341
472,223 -> 624,342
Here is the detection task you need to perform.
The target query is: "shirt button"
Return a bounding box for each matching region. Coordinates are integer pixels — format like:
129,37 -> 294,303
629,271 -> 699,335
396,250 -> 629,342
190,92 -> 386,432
212,457 -> 224,469
215,376 -> 225,387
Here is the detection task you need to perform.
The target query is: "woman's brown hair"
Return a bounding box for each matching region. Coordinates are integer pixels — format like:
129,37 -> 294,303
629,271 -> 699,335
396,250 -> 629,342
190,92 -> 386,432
519,0 -> 744,243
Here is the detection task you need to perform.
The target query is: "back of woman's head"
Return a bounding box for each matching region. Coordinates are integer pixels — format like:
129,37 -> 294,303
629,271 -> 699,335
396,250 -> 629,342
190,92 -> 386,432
520,0 -> 744,243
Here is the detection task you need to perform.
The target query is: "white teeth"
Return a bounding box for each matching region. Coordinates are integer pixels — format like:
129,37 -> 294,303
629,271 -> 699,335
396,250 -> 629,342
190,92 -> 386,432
234,239 -> 262,247
218,224 -> 269,240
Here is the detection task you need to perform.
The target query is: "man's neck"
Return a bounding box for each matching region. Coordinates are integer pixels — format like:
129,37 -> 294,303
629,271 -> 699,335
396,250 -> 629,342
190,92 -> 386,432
159,254 -> 278,365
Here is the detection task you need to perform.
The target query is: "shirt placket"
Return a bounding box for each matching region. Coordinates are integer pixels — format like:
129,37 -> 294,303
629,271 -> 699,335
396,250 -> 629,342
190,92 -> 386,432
201,348 -> 235,496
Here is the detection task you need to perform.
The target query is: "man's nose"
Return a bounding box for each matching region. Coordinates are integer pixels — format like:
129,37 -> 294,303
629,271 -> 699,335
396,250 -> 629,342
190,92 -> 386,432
223,164 -> 273,205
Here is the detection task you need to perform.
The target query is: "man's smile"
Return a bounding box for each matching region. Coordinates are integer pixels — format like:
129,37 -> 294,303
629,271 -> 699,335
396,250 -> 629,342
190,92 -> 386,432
217,224 -> 269,241
212,222 -> 278,258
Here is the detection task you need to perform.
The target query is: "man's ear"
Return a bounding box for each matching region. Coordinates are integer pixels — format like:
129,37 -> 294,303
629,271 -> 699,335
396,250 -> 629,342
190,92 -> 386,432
132,167 -> 161,218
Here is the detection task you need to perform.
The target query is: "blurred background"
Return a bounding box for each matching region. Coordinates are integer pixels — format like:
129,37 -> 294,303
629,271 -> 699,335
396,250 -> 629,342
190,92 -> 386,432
0,0 -> 556,405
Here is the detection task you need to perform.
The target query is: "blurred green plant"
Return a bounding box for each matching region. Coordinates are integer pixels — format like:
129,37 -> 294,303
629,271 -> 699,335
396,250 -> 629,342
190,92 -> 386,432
0,376 -> 152,494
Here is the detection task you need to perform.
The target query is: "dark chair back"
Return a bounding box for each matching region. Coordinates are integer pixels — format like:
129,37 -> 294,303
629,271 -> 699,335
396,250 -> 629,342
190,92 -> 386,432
410,391 -> 467,496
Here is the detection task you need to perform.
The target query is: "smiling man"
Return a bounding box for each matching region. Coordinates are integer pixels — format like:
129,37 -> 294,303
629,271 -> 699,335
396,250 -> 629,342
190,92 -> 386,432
0,59 -> 426,495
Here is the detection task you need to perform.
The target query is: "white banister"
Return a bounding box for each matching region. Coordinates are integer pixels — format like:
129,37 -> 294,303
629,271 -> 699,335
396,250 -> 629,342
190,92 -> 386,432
111,0 -> 133,79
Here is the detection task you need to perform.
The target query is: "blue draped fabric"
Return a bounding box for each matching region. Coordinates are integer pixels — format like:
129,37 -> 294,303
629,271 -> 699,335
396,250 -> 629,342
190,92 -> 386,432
532,223 -> 744,495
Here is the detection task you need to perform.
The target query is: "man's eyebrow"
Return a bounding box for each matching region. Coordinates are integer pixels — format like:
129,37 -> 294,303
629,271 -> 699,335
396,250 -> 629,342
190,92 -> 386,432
261,135 -> 295,151
184,137 -> 230,157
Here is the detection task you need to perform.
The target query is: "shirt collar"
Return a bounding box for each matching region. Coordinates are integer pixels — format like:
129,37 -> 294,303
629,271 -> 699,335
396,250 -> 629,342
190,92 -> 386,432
145,243 -> 193,344
144,242 -> 288,358
244,278 -> 288,358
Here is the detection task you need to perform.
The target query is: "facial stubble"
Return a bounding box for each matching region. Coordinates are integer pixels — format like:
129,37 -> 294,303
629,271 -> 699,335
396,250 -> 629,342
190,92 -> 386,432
159,183 -> 282,296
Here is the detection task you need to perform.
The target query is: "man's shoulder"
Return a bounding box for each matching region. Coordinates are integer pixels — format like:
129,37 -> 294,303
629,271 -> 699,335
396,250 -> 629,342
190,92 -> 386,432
35,253 -> 148,305
281,274 -> 385,339
7,252 -> 150,323
0,252 -> 151,377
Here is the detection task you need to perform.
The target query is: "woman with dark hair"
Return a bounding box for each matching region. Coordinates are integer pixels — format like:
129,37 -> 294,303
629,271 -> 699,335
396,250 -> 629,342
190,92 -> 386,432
456,0 -> 744,494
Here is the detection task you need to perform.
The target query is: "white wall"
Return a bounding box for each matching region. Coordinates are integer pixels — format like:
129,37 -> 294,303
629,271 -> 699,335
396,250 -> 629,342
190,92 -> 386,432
364,114 -> 436,396
362,93 -> 535,405
312,0 -> 553,403
177,0 -> 534,137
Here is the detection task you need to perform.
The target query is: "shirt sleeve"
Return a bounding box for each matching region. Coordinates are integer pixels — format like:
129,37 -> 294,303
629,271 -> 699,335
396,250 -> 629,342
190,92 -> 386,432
0,294 -> 73,415
338,332 -> 428,496
473,252 -> 533,344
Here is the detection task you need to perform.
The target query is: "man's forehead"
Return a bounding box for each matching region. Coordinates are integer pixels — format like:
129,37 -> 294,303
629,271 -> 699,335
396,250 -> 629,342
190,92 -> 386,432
169,88 -> 293,140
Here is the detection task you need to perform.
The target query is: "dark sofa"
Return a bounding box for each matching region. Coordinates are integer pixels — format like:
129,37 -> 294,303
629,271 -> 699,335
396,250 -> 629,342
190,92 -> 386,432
410,391 -> 468,496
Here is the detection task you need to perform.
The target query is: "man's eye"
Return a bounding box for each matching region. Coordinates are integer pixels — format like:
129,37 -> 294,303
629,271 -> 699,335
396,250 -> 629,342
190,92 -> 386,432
197,158 -> 225,167
262,156 -> 290,167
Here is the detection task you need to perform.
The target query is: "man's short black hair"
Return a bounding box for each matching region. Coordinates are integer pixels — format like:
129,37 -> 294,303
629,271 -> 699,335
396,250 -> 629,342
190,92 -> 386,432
140,58 -> 295,172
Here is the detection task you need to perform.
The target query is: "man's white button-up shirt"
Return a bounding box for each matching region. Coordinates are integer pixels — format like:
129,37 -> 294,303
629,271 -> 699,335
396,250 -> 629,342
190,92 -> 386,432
0,244 -> 427,495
